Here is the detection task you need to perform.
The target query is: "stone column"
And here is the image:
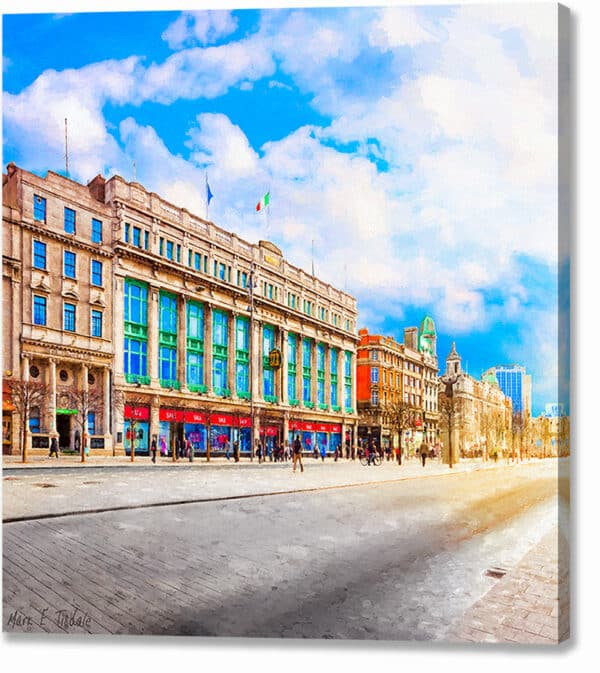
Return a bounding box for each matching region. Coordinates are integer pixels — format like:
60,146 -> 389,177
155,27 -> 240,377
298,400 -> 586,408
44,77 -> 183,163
178,295 -> 187,392
296,334 -> 303,408
325,346 -> 332,411
103,367 -> 111,437
283,411 -> 290,450
113,277 -> 125,377
281,327 -> 289,406
21,355 -> 32,454
148,286 -> 160,384
338,351 -> 344,412
228,311 -> 237,396
251,319 -> 261,401
311,339 -> 318,407
204,303 -> 213,394
350,350 -> 357,413
150,395 -> 160,455
48,358 -> 57,436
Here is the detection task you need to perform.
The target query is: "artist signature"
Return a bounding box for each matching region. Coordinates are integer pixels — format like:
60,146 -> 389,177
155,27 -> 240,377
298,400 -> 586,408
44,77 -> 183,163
6,607 -> 92,632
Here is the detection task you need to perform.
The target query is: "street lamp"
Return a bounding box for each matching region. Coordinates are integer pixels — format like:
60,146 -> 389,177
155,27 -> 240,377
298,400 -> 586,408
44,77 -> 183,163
443,375 -> 458,469
247,264 -> 258,461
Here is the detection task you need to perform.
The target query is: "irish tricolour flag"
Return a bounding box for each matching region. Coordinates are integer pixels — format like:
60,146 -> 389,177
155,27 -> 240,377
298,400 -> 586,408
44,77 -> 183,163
256,192 -> 270,211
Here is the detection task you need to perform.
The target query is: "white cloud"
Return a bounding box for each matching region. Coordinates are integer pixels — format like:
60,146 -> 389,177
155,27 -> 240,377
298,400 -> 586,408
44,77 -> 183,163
368,6 -> 438,49
162,10 -> 238,49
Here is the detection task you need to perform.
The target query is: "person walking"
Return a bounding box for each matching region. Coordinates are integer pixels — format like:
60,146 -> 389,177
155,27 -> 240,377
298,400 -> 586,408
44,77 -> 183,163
320,442 -> 326,462
159,435 -> 167,457
150,436 -> 157,464
420,440 -> 429,467
292,434 -> 304,473
49,436 -> 59,459
233,439 -> 240,463
225,440 -> 231,461
187,437 -> 194,462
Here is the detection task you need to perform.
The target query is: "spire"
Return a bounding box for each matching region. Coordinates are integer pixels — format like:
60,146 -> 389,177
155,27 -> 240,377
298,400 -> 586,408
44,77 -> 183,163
446,341 -> 462,377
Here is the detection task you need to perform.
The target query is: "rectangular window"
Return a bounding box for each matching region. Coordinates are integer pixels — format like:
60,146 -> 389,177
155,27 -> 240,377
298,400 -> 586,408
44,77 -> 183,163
288,372 -> 296,403
159,292 -> 177,334
124,279 -> 148,326
213,310 -> 228,347
33,195 -> 46,222
91,309 -> 102,337
92,218 -> 103,244
303,376 -> 311,403
236,362 -> 249,395
186,351 -> 204,387
194,252 -> 201,270
166,240 -> 174,260
33,240 -> 47,270
371,367 -> 379,383
88,412 -> 96,436
63,250 -> 76,279
218,262 -> 226,280
302,338 -> 311,368
124,338 -> 148,377
33,295 -> 47,326
64,207 -> 76,234
372,351 -> 378,361
91,260 -> 103,286
133,226 -> 141,247
371,391 -> 379,405
29,412 -> 40,434
236,317 -> 249,352
143,230 -> 149,250
63,302 -> 76,332
176,244 -> 181,263
213,356 -> 227,392
317,379 -> 325,405
124,223 -> 130,243
159,346 -> 177,382
263,368 -> 275,398
187,301 -> 204,340
159,237 -> 164,256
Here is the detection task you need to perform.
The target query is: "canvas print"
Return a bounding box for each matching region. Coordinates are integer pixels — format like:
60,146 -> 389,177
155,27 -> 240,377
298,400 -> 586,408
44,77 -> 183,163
2,2 -> 569,644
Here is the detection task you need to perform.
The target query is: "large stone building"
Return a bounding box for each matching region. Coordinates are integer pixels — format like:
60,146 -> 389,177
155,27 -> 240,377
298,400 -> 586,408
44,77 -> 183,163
439,342 -> 512,463
3,163 -> 359,457
3,163 -> 114,456
355,316 -> 440,453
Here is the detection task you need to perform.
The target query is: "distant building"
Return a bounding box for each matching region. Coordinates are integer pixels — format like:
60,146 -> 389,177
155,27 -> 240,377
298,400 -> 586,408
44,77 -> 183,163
356,316 -> 440,452
440,343 -> 512,463
483,364 -> 532,418
543,402 -> 565,418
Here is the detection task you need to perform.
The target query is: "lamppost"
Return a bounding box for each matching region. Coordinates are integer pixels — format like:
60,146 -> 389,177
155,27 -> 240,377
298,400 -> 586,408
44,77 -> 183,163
247,264 -> 257,461
443,375 -> 458,469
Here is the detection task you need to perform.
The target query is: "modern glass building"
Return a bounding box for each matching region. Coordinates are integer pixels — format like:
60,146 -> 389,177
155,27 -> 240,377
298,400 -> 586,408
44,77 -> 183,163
487,365 -> 530,417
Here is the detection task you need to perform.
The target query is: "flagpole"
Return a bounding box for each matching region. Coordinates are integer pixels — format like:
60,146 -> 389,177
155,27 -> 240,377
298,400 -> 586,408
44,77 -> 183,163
205,173 -> 209,221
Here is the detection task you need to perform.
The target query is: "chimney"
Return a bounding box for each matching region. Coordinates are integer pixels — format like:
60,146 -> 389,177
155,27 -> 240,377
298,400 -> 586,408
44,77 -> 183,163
87,174 -> 106,202
404,327 -> 418,350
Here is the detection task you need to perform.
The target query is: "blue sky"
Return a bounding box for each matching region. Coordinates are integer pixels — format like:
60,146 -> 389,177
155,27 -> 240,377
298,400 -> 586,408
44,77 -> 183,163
2,1 -> 565,416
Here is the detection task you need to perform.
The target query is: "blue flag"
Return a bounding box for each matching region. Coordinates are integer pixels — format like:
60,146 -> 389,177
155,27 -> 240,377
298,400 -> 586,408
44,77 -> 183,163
207,180 -> 214,206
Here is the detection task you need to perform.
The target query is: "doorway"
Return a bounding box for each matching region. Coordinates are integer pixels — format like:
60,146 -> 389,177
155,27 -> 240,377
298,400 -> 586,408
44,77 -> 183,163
56,414 -> 71,449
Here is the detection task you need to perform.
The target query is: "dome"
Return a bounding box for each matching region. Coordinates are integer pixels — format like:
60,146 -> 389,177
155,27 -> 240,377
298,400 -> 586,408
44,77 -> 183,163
420,315 -> 436,335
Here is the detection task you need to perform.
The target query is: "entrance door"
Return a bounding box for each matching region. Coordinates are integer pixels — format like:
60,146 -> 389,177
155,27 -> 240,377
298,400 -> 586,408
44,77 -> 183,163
56,414 -> 71,449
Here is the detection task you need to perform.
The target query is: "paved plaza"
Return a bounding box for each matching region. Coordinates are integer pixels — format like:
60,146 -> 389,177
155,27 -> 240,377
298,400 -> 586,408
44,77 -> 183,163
3,458 -> 569,642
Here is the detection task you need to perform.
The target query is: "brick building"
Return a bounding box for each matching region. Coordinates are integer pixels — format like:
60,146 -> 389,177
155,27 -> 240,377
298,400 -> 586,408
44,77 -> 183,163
356,316 -> 440,454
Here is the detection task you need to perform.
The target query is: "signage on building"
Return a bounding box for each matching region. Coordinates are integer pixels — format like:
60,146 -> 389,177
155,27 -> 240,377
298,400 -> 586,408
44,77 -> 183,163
263,254 -> 280,267
125,405 -> 150,420
268,348 -> 282,369
290,420 -> 341,433
184,411 -> 208,424
210,413 -> 234,426
159,408 -> 184,423
259,426 -> 278,436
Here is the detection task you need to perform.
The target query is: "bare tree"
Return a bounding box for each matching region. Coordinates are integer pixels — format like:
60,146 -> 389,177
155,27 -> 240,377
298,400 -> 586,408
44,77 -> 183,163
122,392 -> 149,463
382,400 -> 421,465
64,385 -> 105,463
438,393 -> 460,468
558,415 -> 570,456
4,378 -> 50,463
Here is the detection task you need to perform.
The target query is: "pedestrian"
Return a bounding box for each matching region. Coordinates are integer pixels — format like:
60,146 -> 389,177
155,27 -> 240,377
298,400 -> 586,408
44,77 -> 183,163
187,437 -> 194,462
151,436 -> 157,464
320,442 -> 326,462
420,440 -> 428,467
160,436 -> 167,457
49,436 -> 59,459
334,444 -> 339,462
225,440 -> 231,460
292,434 -> 304,473
233,439 -> 240,462
256,441 -> 263,464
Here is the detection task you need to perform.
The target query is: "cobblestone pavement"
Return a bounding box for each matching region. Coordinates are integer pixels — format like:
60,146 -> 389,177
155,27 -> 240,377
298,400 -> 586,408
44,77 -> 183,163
3,460 -> 568,641
2,455 -> 546,522
448,523 -> 569,644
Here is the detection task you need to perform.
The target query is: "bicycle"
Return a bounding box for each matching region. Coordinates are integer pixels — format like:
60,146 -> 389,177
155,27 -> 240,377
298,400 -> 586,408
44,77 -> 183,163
360,451 -> 381,466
